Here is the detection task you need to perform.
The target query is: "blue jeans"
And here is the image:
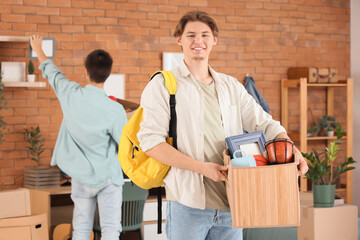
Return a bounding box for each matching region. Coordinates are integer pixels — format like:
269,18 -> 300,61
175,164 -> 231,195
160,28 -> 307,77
71,179 -> 122,240
166,201 -> 243,240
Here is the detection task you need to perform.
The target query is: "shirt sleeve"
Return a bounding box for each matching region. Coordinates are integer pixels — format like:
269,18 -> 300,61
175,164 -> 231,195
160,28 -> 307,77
110,104 -> 127,144
237,81 -> 286,140
39,59 -> 80,99
137,74 -> 170,152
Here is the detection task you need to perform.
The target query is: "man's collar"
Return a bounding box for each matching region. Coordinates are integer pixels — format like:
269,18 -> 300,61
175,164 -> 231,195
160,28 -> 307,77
86,84 -> 107,95
178,60 -> 191,78
178,60 -> 221,83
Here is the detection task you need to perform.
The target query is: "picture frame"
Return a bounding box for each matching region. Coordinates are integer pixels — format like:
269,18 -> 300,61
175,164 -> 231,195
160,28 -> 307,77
29,37 -> 55,59
1,62 -> 26,82
162,52 -> 184,70
104,74 -> 125,100
225,131 -> 267,158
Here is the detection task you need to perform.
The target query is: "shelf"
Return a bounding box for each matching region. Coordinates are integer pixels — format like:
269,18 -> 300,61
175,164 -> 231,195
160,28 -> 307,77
288,132 -> 346,142
307,136 -> 347,141
282,79 -> 348,88
287,133 -> 347,142
0,36 -> 29,42
3,82 -> 46,88
281,78 -> 353,203
307,83 -> 347,87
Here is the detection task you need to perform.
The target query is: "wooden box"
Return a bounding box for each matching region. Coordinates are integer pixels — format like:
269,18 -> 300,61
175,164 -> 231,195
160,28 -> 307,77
287,67 -> 338,83
224,149 -> 300,228
24,168 -> 60,189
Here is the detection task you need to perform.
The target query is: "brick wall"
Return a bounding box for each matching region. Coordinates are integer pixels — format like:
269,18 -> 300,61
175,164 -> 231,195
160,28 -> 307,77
0,0 -> 350,190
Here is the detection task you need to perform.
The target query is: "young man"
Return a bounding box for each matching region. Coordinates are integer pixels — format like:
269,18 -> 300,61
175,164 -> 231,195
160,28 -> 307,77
137,11 -> 308,240
30,36 -> 127,240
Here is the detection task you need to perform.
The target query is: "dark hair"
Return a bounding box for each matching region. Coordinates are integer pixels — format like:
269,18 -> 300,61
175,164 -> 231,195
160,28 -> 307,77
85,49 -> 113,83
174,11 -> 219,38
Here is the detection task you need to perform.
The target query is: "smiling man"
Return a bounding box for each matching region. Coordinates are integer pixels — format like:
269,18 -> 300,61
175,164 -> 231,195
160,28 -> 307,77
137,11 -> 308,240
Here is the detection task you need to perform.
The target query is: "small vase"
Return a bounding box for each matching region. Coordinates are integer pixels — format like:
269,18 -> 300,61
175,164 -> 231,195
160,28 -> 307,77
327,131 -> 334,137
313,184 -> 336,207
27,74 -> 35,82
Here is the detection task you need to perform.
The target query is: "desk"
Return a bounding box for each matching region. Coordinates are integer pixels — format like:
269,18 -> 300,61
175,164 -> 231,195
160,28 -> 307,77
28,187 -> 73,238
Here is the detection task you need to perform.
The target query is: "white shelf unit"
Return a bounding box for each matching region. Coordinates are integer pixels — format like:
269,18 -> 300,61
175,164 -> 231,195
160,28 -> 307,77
0,36 -> 29,42
3,82 -> 46,88
0,35 -> 46,88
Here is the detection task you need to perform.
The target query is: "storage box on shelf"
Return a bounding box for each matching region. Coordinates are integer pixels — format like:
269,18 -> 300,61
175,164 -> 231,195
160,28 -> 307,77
24,168 -> 60,189
224,149 -> 300,228
281,78 -> 353,203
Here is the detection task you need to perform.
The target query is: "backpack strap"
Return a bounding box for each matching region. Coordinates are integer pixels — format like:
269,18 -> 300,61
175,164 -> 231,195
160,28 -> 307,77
150,71 -> 177,149
150,71 -> 177,234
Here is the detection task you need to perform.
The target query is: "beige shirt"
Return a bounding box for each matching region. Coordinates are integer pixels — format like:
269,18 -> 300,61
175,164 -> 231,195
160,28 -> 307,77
138,61 -> 286,209
196,80 -> 229,210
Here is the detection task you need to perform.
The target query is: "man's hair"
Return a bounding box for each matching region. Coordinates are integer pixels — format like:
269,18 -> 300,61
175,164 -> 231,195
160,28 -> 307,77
85,49 -> 113,83
174,11 -> 219,38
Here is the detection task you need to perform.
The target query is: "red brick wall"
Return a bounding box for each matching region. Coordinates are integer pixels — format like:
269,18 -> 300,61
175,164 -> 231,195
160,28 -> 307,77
0,0 -> 350,190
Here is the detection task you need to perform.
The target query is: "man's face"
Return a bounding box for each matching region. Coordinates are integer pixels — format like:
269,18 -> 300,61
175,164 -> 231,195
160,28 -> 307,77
176,21 -> 217,61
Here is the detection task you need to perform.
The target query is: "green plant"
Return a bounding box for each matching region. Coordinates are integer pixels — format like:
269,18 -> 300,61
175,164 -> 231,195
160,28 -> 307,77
327,126 -> 334,131
318,115 -> 336,129
24,126 -> 44,166
0,73 -> 7,144
28,60 -> 34,74
307,125 -> 319,133
302,123 -> 355,185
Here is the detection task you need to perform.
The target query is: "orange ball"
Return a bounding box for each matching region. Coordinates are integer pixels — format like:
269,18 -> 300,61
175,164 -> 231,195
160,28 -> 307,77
254,155 -> 268,166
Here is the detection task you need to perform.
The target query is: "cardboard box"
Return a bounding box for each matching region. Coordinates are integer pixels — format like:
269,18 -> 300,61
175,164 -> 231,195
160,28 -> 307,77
0,213 -> 48,240
298,204 -> 358,240
0,188 -> 31,219
224,149 -> 300,228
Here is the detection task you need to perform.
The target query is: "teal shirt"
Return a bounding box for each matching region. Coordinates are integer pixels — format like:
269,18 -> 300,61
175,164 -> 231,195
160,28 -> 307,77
40,59 -> 127,187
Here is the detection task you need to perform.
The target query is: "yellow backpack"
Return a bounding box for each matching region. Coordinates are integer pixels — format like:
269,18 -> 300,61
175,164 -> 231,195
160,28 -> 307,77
118,71 -> 177,190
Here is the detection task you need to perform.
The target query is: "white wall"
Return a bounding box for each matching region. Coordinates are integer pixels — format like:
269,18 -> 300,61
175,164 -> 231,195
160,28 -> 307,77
351,0 -> 360,216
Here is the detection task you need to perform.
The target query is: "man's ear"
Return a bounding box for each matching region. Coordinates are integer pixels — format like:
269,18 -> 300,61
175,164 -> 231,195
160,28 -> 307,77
85,69 -> 90,81
213,36 -> 218,45
176,36 -> 182,46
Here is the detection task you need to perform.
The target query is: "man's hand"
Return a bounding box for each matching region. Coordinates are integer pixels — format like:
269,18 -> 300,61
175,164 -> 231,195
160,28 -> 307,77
29,35 -> 48,64
200,162 -> 229,182
275,132 -> 308,176
293,146 -> 308,176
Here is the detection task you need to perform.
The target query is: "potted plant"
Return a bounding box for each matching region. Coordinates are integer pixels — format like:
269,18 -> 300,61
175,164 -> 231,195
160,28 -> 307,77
302,123 -> 355,207
27,60 -> 35,82
327,126 -> 334,137
24,126 -> 44,166
318,115 -> 336,136
23,126 -> 60,188
307,125 -> 319,137
0,73 -> 7,144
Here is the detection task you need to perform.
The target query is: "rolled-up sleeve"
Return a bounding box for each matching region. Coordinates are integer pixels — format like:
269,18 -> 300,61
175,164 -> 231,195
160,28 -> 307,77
39,59 -> 79,99
238,82 -> 286,140
137,75 -> 171,152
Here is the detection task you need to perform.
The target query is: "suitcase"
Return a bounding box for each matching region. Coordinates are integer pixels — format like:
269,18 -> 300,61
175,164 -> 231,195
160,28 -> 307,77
287,67 -> 338,83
